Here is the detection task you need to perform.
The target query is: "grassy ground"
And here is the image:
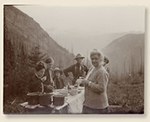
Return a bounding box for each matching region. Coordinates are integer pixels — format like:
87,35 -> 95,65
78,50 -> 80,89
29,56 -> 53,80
3,75 -> 144,114
107,75 -> 144,114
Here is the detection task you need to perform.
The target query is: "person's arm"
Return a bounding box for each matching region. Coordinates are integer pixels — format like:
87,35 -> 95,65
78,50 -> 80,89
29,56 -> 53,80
106,66 -> 110,74
52,77 -> 56,89
84,65 -> 89,75
43,70 -> 50,85
60,77 -> 66,88
28,78 -> 34,93
89,70 -> 108,94
28,76 -> 41,92
63,65 -> 74,77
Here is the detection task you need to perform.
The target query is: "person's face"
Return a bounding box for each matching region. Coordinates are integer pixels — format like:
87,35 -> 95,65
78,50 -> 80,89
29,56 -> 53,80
47,63 -> 53,69
91,54 -> 101,67
36,68 -> 45,78
76,58 -> 83,64
55,72 -> 61,78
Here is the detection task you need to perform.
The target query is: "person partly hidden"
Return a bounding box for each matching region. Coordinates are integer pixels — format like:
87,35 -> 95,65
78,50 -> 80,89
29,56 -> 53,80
63,54 -> 88,85
103,56 -> 110,74
28,61 -> 54,93
76,49 -> 109,114
53,67 -> 66,89
43,57 -> 55,92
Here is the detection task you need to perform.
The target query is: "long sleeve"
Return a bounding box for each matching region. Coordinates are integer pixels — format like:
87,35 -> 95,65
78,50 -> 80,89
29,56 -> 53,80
84,65 -> 89,75
84,66 -> 109,109
61,77 -> 66,88
43,69 -> 50,85
28,76 -> 42,93
43,69 -> 54,87
89,69 -> 108,94
63,65 -> 74,77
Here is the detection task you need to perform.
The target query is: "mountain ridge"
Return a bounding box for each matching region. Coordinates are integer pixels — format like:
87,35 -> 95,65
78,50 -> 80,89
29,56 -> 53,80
102,33 -> 144,77
4,5 -> 74,70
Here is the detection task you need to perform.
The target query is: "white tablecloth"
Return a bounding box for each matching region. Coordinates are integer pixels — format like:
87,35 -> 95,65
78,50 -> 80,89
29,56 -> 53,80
20,89 -> 85,114
67,90 -> 84,113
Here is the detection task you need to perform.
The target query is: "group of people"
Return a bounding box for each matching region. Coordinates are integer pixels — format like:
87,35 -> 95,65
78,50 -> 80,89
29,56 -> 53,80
28,49 -> 110,114
28,57 -> 64,93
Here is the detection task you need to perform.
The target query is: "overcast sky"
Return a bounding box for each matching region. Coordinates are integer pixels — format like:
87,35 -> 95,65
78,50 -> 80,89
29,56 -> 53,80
15,6 -> 145,55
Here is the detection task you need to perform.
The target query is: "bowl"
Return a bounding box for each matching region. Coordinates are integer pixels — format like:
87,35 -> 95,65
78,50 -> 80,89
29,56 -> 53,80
78,86 -> 84,90
27,92 -> 41,105
70,88 -> 78,96
59,89 -> 68,96
39,93 -> 52,106
53,94 -> 65,106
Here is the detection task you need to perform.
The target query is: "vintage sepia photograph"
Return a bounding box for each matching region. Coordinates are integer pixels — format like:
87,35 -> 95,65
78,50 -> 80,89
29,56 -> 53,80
3,5 -> 145,114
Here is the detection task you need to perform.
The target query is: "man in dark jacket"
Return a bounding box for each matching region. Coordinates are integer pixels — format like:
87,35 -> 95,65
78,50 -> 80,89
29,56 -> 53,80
64,54 -> 88,85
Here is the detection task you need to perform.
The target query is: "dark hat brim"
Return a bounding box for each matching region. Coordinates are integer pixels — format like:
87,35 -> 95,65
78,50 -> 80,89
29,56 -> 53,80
74,57 -> 84,60
54,70 -> 63,74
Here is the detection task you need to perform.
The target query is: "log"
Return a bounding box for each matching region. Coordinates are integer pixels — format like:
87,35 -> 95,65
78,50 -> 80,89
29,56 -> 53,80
108,105 -> 122,109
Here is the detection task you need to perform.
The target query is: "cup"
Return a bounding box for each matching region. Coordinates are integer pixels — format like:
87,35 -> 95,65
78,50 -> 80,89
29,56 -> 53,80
76,78 -> 83,86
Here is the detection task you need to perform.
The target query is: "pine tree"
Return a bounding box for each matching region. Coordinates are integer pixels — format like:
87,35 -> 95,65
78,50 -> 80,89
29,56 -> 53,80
28,45 -> 46,67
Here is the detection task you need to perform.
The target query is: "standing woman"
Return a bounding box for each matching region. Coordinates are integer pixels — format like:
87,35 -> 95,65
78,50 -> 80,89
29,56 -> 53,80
43,57 -> 55,92
77,49 -> 109,114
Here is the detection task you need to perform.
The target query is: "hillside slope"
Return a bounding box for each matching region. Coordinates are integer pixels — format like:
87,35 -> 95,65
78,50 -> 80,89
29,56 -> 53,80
4,5 -> 74,70
102,33 -> 144,77
4,5 -> 75,104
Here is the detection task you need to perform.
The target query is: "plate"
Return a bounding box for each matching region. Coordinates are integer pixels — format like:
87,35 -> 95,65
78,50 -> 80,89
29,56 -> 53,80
78,86 -> 84,90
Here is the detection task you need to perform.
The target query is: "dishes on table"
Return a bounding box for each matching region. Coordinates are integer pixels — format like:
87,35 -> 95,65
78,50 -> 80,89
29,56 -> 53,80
58,89 -> 68,96
78,86 -> 84,90
27,92 -> 41,105
39,93 -> 52,106
27,86 -> 84,106
27,92 -> 53,105
70,87 -> 78,96
53,94 -> 65,106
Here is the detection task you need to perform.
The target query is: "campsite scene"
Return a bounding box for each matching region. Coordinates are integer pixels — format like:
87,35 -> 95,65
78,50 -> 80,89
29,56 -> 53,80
4,5 -> 145,114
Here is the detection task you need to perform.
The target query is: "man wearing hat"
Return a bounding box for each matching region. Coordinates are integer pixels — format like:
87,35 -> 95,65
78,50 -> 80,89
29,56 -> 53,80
64,54 -> 88,85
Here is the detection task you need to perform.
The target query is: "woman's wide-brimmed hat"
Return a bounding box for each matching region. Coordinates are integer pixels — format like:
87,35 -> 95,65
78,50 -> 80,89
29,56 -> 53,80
74,54 -> 84,60
35,61 -> 46,72
45,57 -> 54,64
54,67 -> 63,74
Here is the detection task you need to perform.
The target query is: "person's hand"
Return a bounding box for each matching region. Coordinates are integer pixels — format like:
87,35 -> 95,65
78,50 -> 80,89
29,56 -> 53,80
47,85 -> 54,90
41,76 -> 47,82
82,79 -> 90,85
76,78 -> 83,85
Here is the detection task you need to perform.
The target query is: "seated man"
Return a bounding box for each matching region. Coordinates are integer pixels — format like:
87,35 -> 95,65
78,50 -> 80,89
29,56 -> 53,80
64,54 -> 88,85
